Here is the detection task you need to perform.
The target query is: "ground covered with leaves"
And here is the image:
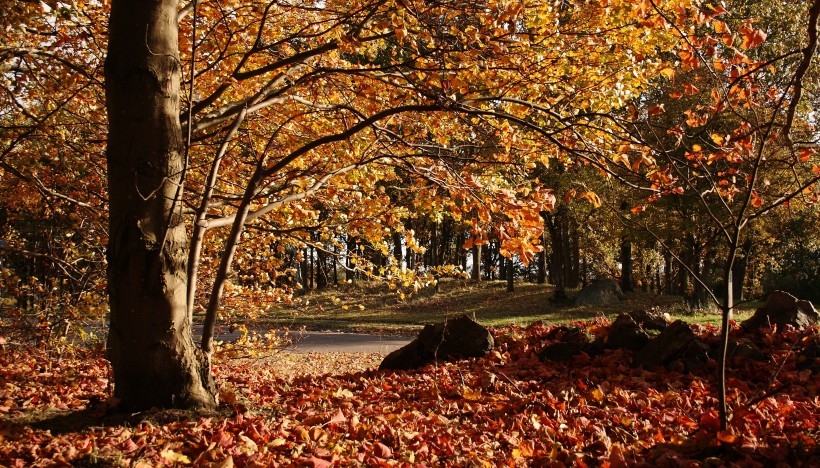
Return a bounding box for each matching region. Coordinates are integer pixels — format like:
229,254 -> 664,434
0,321 -> 818,467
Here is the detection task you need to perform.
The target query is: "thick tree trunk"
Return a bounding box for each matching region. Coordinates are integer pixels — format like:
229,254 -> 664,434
105,0 -> 216,411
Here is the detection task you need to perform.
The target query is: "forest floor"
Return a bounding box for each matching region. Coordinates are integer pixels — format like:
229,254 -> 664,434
2,283 -> 817,467
257,279 -> 758,335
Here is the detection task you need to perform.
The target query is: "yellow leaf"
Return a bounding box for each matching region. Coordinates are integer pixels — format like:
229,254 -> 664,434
580,191 -> 602,208
161,449 -> 191,465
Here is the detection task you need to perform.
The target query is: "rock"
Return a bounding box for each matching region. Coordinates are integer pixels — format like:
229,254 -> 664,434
605,313 -> 651,351
575,279 -> 624,306
379,315 -> 494,371
725,341 -> 767,362
797,340 -> 820,373
741,291 -> 820,331
537,325 -> 602,362
604,309 -> 669,351
632,320 -> 708,371
623,309 -> 669,331
538,342 -> 594,362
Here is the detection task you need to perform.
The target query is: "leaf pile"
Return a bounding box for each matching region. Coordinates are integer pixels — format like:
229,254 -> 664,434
1,321 -> 818,467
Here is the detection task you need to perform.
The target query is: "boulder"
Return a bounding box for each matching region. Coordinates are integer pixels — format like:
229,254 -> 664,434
605,313 -> 651,351
379,315 -> 494,371
741,291 -> 820,331
575,279 -> 624,306
632,320 -> 708,372
537,325 -> 602,362
605,309 -> 670,351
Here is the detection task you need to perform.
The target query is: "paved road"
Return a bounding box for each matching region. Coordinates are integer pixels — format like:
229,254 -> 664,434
206,326 -> 412,354
79,323 -> 412,354
284,332 -> 411,354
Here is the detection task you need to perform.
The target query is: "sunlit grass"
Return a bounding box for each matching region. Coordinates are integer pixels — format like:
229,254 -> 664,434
260,279 -> 758,334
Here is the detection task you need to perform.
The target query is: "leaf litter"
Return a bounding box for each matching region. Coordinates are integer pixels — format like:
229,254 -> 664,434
0,321 -> 818,466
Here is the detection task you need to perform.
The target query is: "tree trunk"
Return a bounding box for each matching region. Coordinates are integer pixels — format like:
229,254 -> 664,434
620,238 -> 634,292
104,0 -> 216,411
346,235 -> 356,281
471,244 -> 482,281
316,246 -> 328,289
536,244 -> 547,285
732,238 -> 752,302
392,231 -> 403,268
545,211 -> 567,298
567,219 -> 580,288
506,255 -> 514,292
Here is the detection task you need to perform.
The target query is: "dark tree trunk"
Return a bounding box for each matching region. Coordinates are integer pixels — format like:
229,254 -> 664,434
506,255 -> 515,292
664,251 -> 673,293
301,249 -> 310,292
536,247 -> 547,285
545,211 -> 567,297
316,246 -> 328,289
485,240 -> 494,280
392,231 -> 403,267
456,230 -> 467,270
471,244 -> 482,281
567,219 -> 580,288
439,219 -> 452,265
346,236 -> 356,282
104,0 -> 216,411
732,238 -> 752,302
620,238 -> 634,292
309,246 -> 314,289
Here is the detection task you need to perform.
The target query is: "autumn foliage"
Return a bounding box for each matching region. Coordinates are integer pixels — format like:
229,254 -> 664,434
1,320 -> 818,466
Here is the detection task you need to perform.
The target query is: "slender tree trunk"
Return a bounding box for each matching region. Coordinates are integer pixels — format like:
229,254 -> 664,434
471,244 -> 482,281
392,231 -> 403,268
105,0 -> 216,411
620,238 -> 634,292
317,244 -> 327,289
536,247 -> 546,285
506,255 -> 514,292
545,212 -> 567,299
346,236 -> 356,282
568,220 -> 580,288
732,238 -> 752,302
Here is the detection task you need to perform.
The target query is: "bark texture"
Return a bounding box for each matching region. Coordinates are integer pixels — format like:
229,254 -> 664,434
105,0 -> 216,411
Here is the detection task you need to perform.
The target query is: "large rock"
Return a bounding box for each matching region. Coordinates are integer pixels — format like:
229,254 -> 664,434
632,320 -> 708,372
575,279 -> 624,306
741,291 -> 820,331
379,315 -> 494,371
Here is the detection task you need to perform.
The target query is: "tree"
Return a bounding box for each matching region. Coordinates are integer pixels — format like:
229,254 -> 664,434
9,0 -> 700,411
104,0 -> 217,410
607,0 -> 820,428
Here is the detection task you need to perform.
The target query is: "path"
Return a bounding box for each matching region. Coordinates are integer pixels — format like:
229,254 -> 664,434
284,332 -> 411,354
208,326 -> 412,354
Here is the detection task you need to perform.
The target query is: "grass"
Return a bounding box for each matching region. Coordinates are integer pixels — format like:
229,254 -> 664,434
258,279 -> 759,335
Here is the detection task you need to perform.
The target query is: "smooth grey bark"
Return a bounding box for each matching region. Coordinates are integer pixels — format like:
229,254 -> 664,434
104,0 -> 216,410
471,243 -> 482,280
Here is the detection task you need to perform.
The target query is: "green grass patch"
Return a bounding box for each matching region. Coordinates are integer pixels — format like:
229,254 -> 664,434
259,279 -> 757,335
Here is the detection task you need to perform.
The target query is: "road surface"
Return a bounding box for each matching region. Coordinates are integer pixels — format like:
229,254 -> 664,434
207,326 -> 412,354
284,331 -> 411,354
